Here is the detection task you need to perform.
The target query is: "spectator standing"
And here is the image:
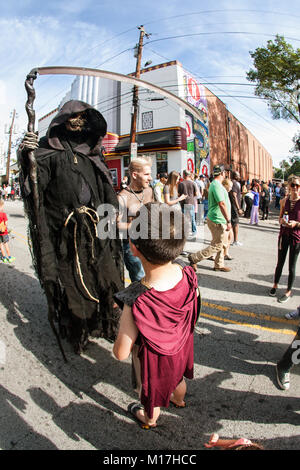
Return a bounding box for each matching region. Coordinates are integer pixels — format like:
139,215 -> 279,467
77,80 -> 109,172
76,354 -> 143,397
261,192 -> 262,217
276,325 -> 300,390
6,184 -> 11,200
280,183 -> 288,200
153,173 -> 168,203
117,157 -> 154,282
195,174 -> 205,224
202,179 -> 210,221
250,186 -> 259,225
222,178 -> 234,260
269,175 -> 300,303
163,171 -> 187,208
268,180 -> 273,203
188,165 -> 232,272
231,171 -> 243,246
244,185 -> 254,218
120,175 -> 128,190
275,183 -> 281,209
0,199 -> 15,263
178,170 -> 197,238
196,174 -> 205,199
241,180 -> 247,211
260,183 -> 270,220
10,184 -> 15,201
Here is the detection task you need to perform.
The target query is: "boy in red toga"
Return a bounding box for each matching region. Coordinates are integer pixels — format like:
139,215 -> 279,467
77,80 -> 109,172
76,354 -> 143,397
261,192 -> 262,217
0,199 -> 15,263
113,202 -> 200,429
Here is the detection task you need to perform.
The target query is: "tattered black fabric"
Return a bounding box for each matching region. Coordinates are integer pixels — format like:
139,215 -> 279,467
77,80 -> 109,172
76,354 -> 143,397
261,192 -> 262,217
18,100 -> 124,357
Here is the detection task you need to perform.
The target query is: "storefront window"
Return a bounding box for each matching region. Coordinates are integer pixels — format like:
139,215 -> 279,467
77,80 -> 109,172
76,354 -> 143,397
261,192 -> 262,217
123,155 -> 130,168
156,152 -> 168,175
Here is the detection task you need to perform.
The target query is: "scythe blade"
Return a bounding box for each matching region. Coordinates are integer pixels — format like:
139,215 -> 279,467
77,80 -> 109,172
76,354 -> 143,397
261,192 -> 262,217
34,65 -> 202,121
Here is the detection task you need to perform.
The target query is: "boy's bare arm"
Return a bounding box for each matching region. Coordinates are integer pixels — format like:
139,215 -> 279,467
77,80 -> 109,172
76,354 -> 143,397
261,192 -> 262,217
113,304 -> 138,361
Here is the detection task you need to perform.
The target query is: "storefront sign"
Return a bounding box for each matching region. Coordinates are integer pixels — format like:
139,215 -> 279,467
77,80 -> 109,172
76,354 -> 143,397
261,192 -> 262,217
130,143 -> 137,159
200,159 -> 209,177
187,158 -> 194,173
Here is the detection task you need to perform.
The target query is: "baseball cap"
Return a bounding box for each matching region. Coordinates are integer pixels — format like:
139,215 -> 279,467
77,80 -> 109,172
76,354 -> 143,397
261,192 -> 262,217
213,164 -> 225,176
159,172 -> 168,179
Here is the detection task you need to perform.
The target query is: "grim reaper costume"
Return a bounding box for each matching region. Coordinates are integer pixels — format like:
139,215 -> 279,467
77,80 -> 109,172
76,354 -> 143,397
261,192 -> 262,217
18,100 -> 123,357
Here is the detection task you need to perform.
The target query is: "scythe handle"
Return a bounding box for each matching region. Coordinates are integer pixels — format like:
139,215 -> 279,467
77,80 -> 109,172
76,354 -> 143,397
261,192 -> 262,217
25,69 -> 40,228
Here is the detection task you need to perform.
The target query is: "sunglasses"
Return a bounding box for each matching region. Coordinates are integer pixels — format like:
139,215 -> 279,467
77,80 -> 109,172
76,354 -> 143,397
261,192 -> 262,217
290,183 -> 300,188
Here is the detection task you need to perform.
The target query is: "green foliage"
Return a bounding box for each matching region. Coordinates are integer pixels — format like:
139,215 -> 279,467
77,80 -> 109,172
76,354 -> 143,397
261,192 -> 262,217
290,131 -> 300,159
274,155 -> 300,180
247,35 -> 300,123
289,158 -> 300,176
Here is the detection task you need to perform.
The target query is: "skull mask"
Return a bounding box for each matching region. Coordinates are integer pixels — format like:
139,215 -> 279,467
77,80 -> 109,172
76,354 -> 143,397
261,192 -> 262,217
65,112 -> 87,132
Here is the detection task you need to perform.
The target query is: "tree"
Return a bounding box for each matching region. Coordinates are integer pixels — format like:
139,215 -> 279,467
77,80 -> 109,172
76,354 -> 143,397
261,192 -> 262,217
290,131 -> 300,161
289,159 -> 300,176
247,35 -> 300,123
280,159 -> 291,180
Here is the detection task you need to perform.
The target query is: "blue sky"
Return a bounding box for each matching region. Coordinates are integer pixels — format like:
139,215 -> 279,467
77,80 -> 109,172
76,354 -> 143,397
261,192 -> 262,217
1,0 -> 299,167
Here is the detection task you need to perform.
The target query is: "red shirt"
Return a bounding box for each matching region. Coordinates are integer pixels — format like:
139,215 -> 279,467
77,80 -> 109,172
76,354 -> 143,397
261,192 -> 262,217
0,211 -> 8,235
132,266 -> 199,418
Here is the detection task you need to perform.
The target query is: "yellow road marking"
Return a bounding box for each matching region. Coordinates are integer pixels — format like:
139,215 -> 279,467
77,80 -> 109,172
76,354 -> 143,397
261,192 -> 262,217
11,230 -> 27,240
11,230 -> 28,244
200,312 -> 296,336
202,301 -> 299,326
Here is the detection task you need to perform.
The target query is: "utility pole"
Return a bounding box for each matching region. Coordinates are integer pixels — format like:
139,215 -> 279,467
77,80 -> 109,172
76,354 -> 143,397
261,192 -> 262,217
129,25 -> 151,161
5,109 -> 16,184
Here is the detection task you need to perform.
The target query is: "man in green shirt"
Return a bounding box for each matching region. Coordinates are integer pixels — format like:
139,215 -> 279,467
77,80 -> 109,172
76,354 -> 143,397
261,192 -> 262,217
188,165 -> 232,272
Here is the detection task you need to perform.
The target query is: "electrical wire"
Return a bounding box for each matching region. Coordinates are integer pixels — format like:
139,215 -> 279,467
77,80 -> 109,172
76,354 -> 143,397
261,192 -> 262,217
145,32 -> 300,46
143,9 -> 300,27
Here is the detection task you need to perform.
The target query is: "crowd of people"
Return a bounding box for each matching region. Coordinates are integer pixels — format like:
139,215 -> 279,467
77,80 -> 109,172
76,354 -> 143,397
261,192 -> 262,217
0,182 -> 20,201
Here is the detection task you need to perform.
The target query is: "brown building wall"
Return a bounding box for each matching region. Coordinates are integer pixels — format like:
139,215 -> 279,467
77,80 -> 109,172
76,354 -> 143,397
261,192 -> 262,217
205,93 -> 229,170
206,88 -> 273,182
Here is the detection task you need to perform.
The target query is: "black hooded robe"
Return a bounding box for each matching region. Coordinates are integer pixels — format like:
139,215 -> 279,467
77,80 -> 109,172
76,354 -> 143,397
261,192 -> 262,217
18,100 -> 124,355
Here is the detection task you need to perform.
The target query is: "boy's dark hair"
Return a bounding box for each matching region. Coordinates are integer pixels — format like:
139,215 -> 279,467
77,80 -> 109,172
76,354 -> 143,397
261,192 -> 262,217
130,202 -> 188,265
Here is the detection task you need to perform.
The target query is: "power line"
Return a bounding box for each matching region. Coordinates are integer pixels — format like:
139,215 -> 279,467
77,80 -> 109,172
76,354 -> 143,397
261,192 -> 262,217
143,9 -> 300,27
146,31 -> 300,46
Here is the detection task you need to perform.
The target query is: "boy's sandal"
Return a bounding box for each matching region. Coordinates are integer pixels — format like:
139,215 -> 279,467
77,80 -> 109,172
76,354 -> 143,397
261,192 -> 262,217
127,402 -> 156,430
170,400 -> 186,408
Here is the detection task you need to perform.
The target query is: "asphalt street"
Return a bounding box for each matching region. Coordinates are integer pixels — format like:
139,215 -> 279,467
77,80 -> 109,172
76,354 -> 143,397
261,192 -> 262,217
0,199 -> 300,451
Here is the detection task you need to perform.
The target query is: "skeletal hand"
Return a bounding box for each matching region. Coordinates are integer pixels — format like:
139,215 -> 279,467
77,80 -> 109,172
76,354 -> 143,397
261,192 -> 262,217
20,132 -> 39,151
